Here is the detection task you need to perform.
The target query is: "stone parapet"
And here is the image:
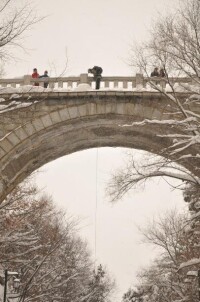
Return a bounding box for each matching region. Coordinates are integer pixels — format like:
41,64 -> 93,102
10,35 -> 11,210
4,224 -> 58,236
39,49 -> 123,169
0,74 -> 193,89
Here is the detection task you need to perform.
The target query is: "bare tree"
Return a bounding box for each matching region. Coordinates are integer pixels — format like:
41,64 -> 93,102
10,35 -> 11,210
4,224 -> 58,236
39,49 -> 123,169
81,264 -> 116,302
122,210 -> 200,302
108,0 -> 200,205
129,0 -> 200,170
0,180 -> 116,302
106,3 -> 200,291
107,152 -> 196,202
0,0 -> 43,65
0,181 -> 90,302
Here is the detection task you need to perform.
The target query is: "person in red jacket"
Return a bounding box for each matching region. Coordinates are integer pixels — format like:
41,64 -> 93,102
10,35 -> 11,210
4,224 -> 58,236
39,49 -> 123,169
32,68 -> 39,86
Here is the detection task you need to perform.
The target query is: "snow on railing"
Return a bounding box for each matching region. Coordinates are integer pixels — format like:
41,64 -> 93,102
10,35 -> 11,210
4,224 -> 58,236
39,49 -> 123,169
0,73 -> 193,90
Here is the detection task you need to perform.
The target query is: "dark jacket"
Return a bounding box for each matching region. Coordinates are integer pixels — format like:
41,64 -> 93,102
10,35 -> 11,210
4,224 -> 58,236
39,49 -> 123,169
39,74 -> 49,78
159,69 -> 166,77
39,73 -> 49,88
89,66 -> 103,79
151,69 -> 159,77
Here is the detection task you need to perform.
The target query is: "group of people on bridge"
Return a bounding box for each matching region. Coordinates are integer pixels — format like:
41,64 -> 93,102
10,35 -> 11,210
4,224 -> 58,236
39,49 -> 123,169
31,66 -> 165,90
32,68 -> 49,88
150,67 -> 166,77
31,66 -> 103,90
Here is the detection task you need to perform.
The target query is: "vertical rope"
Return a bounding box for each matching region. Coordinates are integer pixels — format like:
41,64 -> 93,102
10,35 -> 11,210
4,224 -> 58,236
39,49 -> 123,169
94,147 -> 98,269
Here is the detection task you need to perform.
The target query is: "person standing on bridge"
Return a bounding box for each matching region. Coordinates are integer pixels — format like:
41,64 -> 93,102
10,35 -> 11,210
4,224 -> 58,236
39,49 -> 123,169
32,68 -> 39,86
88,66 -> 103,89
159,68 -> 167,77
150,67 -> 159,77
39,70 -> 49,88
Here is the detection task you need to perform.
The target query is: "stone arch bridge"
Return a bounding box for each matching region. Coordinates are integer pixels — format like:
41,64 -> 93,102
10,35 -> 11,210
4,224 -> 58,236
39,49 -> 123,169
0,74 -> 199,203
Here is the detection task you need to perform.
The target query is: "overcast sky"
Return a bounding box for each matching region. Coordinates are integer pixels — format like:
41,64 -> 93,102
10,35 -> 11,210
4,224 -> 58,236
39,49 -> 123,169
6,0 -> 177,77
4,0 -> 185,300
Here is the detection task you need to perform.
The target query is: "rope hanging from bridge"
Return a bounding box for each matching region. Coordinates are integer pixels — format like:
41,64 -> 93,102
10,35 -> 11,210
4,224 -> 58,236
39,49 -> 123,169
94,147 -> 99,269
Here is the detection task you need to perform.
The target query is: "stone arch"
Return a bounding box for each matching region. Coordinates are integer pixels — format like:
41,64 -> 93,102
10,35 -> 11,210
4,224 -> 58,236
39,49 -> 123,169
0,92 -> 199,202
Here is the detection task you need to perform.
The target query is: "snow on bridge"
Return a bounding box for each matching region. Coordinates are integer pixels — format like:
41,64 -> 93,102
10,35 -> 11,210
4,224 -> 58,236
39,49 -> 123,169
0,73 -> 195,92
0,73 -> 199,202
0,73 -> 196,113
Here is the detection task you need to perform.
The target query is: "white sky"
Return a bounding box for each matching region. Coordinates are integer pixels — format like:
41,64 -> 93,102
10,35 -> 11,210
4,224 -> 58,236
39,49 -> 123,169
3,0 -> 186,301
5,0 -> 177,77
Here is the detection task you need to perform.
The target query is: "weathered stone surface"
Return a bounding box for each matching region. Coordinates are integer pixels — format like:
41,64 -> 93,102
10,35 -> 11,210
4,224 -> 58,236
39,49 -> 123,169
0,147 -> 6,158
105,102 -> 117,114
50,111 -> 62,124
32,119 -> 45,132
23,123 -> 36,136
14,127 -> 28,141
58,108 -> 70,121
0,90 -> 199,203
68,106 -> 79,119
1,138 -> 13,152
41,115 -> 53,128
7,132 -> 20,146
77,104 -> 87,117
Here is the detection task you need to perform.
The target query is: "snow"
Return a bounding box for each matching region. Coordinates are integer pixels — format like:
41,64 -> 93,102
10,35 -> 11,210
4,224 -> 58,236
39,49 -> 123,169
191,210 -> 200,219
10,94 -> 21,99
0,104 -> 9,110
188,94 -> 200,100
0,87 -> 16,93
184,224 -> 192,232
0,82 -> 165,113
194,201 -> 200,209
53,87 -> 71,92
179,258 -> 200,269
0,98 -> 35,113
122,117 -> 197,127
74,83 -> 91,91
187,270 -> 198,277
0,81 -> 200,94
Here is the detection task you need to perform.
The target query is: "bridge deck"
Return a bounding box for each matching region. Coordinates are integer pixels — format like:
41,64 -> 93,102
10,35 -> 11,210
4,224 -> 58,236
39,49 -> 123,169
0,73 -> 193,90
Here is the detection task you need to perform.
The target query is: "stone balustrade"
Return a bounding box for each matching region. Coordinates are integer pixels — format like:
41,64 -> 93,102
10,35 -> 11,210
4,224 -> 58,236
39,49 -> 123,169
0,73 -> 193,90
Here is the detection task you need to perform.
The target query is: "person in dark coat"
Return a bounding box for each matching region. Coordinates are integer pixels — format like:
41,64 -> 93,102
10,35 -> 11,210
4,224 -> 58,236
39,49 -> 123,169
88,66 -> 103,89
32,68 -> 39,86
150,67 -> 159,77
159,68 -> 167,77
39,70 -> 49,88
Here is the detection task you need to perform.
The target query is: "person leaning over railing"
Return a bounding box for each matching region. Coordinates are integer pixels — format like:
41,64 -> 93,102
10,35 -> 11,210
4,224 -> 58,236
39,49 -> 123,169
88,66 -> 103,89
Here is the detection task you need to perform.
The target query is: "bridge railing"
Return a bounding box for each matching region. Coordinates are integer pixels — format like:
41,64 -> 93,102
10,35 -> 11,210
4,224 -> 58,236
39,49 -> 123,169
0,73 -> 193,90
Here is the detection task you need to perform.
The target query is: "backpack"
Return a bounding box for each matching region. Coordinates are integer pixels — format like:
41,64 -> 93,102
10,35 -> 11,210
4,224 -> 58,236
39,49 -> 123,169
93,66 -> 103,75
